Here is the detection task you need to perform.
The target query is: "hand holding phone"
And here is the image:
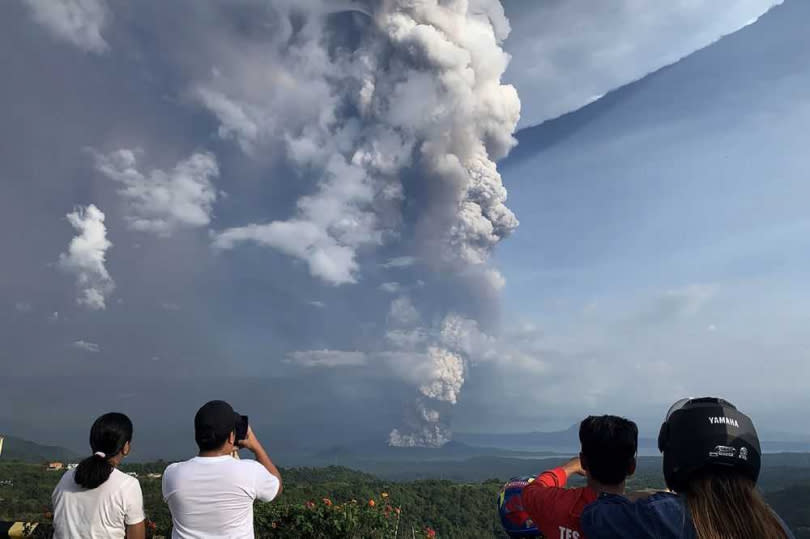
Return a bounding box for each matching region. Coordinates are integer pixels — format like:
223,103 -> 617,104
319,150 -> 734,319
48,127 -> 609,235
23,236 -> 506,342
238,425 -> 261,453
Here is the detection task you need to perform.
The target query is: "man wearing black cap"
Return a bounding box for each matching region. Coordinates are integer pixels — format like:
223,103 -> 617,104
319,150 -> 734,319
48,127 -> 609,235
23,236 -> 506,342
162,400 -> 282,538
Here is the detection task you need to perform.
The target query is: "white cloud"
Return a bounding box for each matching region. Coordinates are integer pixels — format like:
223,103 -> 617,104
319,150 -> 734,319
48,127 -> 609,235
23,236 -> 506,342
213,219 -> 360,285
58,204 -> 114,310
94,149 -> 219,236
504,0 -> 783,126
22,0 -> 109,54
72,340 -> 100,353
286,350 -> 367,368
307,300 -> 326,309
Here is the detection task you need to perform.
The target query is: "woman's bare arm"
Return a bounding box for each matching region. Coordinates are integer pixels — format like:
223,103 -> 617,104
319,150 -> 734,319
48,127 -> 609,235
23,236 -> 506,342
126,521 -> 146,539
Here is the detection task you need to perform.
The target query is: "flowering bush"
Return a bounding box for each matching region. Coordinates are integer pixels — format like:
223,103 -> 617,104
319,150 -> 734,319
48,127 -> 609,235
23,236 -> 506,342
253,494 -> 404,538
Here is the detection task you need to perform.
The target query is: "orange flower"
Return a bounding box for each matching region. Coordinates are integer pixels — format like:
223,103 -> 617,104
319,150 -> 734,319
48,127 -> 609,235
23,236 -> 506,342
395,507 -> 402,515
305,500 -> 316,509
425,527 -> 436,538
368,499 -> 376,507
322,497 -> 333,506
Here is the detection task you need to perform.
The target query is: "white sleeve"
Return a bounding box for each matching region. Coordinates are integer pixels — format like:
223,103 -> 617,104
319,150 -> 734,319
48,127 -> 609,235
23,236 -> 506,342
249,461 -> 281,502
123,478 -> 146,525
161,464 -> 175,502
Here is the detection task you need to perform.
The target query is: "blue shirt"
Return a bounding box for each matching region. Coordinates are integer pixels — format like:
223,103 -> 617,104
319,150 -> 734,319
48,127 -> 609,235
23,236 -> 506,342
581,492 -> 795,539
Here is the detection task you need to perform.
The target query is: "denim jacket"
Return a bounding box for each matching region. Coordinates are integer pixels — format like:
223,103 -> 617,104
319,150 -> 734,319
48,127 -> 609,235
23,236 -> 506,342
581,492 -> 795,539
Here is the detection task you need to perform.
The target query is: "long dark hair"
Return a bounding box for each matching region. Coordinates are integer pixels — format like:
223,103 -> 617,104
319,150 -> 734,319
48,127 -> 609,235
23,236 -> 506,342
684,468 -> 788,539
74,412 -> 133,489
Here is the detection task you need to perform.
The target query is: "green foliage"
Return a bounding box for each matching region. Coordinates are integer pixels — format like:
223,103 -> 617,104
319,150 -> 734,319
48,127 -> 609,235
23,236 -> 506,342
2,460 -> 809,538
0,462 -> 506,538
0,460 -> 61,522
254,498 -> 401,538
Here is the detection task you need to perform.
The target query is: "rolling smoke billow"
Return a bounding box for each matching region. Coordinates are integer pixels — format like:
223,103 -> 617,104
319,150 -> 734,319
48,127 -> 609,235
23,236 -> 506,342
197,0 -> 521,447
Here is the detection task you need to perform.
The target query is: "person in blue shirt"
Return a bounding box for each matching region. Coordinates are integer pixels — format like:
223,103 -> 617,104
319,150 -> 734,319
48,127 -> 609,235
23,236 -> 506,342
581,397 -> 794,539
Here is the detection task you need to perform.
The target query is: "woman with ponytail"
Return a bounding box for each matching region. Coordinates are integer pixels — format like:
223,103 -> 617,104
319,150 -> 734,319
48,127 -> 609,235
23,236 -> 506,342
52,413 -> 145,538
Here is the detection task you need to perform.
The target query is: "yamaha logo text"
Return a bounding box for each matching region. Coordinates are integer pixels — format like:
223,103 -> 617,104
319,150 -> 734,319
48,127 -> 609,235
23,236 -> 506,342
708,416 -> 739,427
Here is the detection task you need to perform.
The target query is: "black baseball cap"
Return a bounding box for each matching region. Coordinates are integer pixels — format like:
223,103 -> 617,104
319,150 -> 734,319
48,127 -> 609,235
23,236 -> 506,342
194,400 -> 238,447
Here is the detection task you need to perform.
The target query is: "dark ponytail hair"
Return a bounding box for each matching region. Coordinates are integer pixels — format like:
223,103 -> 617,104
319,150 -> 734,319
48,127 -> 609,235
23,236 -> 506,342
74,412 -> 133,489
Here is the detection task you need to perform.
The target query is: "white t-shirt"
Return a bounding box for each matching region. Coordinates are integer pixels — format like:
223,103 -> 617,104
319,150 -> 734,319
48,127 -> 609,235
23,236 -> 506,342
162,455 -> 280,539
52,468 -> 145,539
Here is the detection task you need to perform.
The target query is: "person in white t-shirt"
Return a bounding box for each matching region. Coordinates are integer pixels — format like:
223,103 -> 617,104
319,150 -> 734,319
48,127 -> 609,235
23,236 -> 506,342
52,412 -> 145,539
162,400 -> 283,539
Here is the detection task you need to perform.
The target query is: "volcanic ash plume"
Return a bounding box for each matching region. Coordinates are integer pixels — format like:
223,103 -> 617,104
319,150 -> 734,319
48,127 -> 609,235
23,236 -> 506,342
385,310 -> 497,447
389,399 -> 452,448
207,0 -> 519,283
196,0 -> 520,446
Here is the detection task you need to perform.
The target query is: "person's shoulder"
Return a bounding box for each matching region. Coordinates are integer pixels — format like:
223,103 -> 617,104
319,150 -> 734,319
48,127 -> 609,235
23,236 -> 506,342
161,460 -> 195,486
634,492 -> 681,509
234,458 -> 275,484
110,468 -> 140,488
235,458 -> 269,473
163,458 -> 197,474
587,492 -> 678,509
585,493 -> 630,507
53,469 -> 76,491
583,491 -> 683,526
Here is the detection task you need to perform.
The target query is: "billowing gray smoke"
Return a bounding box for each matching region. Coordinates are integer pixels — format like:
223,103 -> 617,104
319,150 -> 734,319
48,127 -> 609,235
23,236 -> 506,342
201,0 -> 520,446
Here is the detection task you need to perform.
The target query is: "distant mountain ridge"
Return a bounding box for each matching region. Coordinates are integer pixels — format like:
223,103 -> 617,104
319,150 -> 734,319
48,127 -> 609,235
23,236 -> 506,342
308,439 -> 557,464
0,434 -> 79,462
455,425 -> 810,454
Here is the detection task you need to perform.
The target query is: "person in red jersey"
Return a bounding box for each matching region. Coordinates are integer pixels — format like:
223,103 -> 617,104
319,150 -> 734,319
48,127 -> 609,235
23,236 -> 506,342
522,415 -> 638,539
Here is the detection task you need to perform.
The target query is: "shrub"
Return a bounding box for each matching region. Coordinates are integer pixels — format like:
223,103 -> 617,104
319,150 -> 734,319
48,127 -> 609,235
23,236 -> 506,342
254,495 -> 403,538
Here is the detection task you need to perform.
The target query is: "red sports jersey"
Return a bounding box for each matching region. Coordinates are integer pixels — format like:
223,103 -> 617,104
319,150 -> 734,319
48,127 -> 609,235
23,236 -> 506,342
521,467 -> 597,539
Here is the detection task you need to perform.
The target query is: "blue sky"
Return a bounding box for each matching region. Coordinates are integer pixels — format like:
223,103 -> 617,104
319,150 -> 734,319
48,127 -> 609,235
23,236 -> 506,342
471,0 -> 810,435
0,0 -> 806,455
